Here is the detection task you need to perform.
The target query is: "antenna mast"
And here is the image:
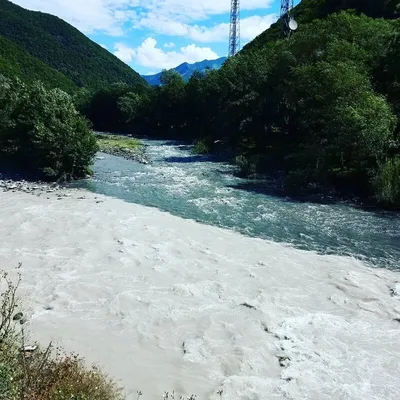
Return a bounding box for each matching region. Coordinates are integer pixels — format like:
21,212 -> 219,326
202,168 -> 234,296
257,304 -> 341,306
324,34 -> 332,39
229,0 -> 240,57
280,0 -> 295,37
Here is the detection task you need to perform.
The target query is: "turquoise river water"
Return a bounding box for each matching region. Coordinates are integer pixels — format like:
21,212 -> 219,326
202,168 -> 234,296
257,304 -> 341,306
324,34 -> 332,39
73,140 -> 400,271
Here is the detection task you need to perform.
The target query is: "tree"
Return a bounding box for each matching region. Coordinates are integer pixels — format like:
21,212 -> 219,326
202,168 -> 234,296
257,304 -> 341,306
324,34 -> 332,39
0,76 -> 98,181
374,156 -> 400,207
149,70 -> 186,137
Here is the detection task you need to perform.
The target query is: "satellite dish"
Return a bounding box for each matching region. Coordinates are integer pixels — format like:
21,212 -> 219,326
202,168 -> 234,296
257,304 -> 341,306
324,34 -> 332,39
289,19 -> 298,31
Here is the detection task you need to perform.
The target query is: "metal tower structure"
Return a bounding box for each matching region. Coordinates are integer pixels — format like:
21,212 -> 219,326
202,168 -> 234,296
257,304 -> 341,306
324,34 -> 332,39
280,0 -> 295,37
228,0 -> 240,57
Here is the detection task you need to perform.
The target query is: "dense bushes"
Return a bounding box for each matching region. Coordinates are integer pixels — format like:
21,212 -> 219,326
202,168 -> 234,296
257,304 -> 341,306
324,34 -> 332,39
374,157 -> 400,208
192,140 -> 210,155
0,75 -> 98,181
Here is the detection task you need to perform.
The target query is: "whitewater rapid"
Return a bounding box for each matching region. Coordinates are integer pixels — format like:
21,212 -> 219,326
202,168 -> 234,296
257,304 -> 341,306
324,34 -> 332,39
74,141 -> 400,270
1,189 -> 399,400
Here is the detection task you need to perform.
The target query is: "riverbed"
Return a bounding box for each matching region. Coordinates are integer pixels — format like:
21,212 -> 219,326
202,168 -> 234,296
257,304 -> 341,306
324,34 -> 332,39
0,140 -> 399,400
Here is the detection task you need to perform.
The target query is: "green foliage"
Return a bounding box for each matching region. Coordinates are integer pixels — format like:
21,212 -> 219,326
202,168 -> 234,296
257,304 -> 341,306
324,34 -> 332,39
84,82 -> 149,132
0,35 -> 76,92
0,0 -> 145,90
0,76 -> 98,181
243,0 -> 400,52
192,140 -> 210,155
96,133 -> 142,151
0,363 -> 16,399
374,157 -> 400,207
234,155 -> 257,177
291,61 -> 396,175
151,70 -> 186,136
373,26 -> 400,136
118,92 -> 142,123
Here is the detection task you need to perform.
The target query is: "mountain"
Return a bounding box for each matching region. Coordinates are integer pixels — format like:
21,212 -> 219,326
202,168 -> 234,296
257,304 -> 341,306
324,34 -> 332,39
244,0 -> 400,53
0,0 -> 145,90
143,57 -> 227,85
0,35 -> 77,92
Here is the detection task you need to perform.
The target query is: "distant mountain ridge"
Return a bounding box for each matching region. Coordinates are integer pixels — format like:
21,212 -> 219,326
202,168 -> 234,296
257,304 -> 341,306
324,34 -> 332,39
0,0 -> 145,90
143,57 -> 227,85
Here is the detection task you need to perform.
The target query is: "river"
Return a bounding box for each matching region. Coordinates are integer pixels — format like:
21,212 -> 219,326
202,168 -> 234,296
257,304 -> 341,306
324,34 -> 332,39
72,139 -> 400,271
2,139 -> 400,399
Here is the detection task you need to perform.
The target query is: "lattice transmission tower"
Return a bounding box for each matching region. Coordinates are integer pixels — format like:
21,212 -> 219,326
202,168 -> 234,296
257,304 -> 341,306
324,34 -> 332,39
228,0 -> 240,57
280,0 -> 295,37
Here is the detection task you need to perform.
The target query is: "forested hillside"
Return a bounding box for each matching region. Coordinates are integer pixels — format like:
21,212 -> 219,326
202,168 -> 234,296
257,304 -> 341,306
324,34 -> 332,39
245,0 -> 400,51
0,0 -> 145,89
0,35 -> 76,92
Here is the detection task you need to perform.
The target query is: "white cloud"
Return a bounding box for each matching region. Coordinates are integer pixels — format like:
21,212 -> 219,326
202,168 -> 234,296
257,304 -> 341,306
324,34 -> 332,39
114,38 -> 219,69
134,0 -> 274,22
138,13 -> 277,43
114,43 -> 136,63
11,0 -> 275,38
11,0 -> 137,35
100,43 -> 108,49
164,42 -> 176,48
241,14 -> 278,40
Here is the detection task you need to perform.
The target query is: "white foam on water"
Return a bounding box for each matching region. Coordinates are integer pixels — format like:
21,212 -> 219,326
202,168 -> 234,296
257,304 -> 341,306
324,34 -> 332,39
188,197 -> 244,213
89,144 -> 400,270
1,190 -> 399,400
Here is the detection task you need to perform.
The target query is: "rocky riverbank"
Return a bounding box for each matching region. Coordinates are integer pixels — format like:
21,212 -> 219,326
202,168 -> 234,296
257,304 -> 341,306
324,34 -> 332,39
0,176 -> 106,205
0,175 -> 63,195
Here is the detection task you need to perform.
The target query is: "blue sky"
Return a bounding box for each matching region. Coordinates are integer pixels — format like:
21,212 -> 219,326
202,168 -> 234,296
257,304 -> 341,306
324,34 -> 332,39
12,0 -> 301,75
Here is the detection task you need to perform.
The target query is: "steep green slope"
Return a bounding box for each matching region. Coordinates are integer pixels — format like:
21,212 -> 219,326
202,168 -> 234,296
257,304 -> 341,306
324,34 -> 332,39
0,0 -> 145,89
244,0 -> 400,52
0,35 -> 76,92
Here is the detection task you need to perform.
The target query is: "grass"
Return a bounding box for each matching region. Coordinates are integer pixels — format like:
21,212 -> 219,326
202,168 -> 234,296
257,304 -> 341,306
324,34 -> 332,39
95,133 -> 142,152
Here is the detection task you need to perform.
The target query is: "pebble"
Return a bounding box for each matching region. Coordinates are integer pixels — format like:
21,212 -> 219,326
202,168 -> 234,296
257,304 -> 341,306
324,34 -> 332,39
0,174 -> 69,199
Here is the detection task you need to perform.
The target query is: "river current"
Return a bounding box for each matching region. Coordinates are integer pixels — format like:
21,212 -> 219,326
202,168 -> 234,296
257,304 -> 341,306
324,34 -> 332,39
73,140 -> 400,271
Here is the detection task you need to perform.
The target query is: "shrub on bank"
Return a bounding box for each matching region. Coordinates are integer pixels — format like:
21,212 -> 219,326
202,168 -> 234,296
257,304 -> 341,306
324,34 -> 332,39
192,140 -> 210,155
0,75 -> 98,181
234,155 -> 256,177
374,156 -> 400,208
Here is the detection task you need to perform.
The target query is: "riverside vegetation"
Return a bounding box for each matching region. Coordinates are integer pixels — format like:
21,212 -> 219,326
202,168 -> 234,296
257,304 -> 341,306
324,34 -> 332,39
0,76 -> 98,181
96,133 -> 150,164
83,5 -> 400,208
